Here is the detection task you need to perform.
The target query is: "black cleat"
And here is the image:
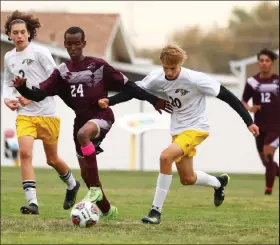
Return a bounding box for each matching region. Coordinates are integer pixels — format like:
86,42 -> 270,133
63,181 -> 80,210
214,174 -> 230,207
141,208 -> 161,224
20,203 -> 39,215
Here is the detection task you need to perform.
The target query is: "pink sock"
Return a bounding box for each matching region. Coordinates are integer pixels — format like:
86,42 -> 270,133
81,142 -> 95,156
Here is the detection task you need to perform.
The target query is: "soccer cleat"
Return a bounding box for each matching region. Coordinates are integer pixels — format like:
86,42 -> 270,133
141,208 -> 161,224
20,203 -> 39,215
101,205 -> 119,220
63,181 -> 80,210
83,187 -> 103,203
264,187 -> 272,195
214,174 -> 230,207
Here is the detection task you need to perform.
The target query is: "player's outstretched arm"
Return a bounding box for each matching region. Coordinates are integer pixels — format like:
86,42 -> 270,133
108,90 -> 133,106
217,85 -> 259,136
12,76 -> 49,102
110,81 -> 172,114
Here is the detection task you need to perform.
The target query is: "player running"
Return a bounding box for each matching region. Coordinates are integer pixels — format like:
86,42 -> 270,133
242,49 -> 279,195
99,43 -> 259,224
11,26 -> 171,219
3,11 -> 79,215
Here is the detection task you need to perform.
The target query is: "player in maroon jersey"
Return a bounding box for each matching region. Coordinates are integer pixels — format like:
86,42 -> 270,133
11,26 -> 172,219
242,48 -> 279,195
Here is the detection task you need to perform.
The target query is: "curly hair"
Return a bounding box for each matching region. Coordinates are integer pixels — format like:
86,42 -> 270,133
4,10 -> 41,42
257,48 -> 278,62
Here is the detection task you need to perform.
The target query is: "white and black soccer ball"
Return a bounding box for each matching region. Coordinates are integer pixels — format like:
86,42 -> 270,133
70,201 -> 100,227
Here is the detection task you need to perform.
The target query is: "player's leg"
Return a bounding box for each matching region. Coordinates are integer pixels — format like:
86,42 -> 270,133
77,156 -> 117,219
75,120 -> 103,204
256,131 -> 278,194
38,116 -> 80,209
262,132 -> 279,195
142,130 -> 229,224
16,115 -> 39,214
142,142 -> 183,224
76,118 -> 118,217
175,156 -> 229,207
43,143 -> 80,209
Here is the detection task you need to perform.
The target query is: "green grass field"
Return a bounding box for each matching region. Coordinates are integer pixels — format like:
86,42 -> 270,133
1,166 -> 279,244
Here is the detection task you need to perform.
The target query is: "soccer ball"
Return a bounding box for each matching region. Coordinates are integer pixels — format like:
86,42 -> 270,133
70,201 -> 100,227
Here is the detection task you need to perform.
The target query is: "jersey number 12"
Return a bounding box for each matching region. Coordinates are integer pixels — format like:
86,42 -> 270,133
260,92 -> 271,103
71,84 -> 84,97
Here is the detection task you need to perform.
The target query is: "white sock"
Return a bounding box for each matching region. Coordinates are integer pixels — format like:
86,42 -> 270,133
152,173 -> 172,212
23,180 -> 38,206
59,170 -> 76,190
194,170 -> 221,188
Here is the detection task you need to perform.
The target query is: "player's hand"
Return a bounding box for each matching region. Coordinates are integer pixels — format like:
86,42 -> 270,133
4,98 -> 19,111
98,98 -> 109,109
248,124 -> 259,137
10,76 -> 26,88
249,105 -> 261,113
16,96 -> 32,106
154,99 -> 173,114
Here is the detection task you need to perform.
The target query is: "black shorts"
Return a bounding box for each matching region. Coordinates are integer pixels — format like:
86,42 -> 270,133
255,130 -> 279,152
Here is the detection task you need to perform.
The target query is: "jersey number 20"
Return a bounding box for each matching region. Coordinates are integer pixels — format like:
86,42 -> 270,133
71,84 -> 84,97
169,96 -> 182,108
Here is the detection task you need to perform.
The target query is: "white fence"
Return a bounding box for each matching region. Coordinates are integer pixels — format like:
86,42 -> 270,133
2,94 -> 278,173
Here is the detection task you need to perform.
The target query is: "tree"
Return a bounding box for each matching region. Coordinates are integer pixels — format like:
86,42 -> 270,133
136,1 -> 279,74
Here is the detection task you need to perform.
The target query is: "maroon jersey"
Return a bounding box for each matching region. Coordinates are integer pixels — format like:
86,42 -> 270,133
39,56 -> 128,118
242,73 -> 279,132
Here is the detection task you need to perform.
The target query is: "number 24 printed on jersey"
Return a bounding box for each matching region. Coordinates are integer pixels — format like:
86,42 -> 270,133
71,84 -> 84,97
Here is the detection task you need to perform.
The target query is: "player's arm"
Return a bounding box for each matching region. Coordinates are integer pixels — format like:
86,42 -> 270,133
195,71 -> 258,135
37,47 -> 57,76
240,81 -> 260,113
3,55 -> 20,111
216,85 -> 253,127
12,69 -> 60,102
103,63 -> 172,113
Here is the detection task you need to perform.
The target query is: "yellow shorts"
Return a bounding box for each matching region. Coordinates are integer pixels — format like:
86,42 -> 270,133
172,129 -> 209,162
16,115 -> 60,145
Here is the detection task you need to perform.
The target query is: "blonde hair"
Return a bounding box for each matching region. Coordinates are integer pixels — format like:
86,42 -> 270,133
160,43 -> 188,65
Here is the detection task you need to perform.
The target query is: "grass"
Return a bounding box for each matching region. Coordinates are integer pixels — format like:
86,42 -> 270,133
1,166 -> 279,244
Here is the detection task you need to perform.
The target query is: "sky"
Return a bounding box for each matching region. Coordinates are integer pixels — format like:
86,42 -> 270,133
0,1 -> 270,49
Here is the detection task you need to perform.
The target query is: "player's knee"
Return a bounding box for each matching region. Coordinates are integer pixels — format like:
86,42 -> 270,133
77,128 -> 88,144
160,151 -> 173,165
19,149 -> 32,160
264,153 -> 273,163
180,175 -> 196,185
46,156 -> 60,167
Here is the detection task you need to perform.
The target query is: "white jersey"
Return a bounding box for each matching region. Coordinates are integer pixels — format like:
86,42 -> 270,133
136,67 -> 221,135
3,43 -> 57,116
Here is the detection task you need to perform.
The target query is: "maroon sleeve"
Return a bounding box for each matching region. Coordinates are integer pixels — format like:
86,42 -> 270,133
242,82 -> 254,103
103,62 -> 128,92
39,69 -> 61,96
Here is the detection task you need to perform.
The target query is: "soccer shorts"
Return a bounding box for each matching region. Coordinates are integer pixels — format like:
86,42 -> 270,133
256,130 -> 279,152
16,115 -> 60,144
172,129 -> 209,162
73,108 -> 115,157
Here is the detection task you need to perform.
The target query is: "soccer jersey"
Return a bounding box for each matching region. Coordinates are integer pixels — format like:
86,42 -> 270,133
136,67 -> 221,135
39,56 -> 128,116
3,43 -> 56,116
242,73 -> 279,132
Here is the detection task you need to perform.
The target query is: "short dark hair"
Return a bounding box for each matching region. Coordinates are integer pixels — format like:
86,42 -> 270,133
5,10 -> 41,42
64,27 -> 85,41
257,48 -> 278,61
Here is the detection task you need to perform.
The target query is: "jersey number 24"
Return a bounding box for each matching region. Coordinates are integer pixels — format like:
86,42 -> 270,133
71,84 -> 84,97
